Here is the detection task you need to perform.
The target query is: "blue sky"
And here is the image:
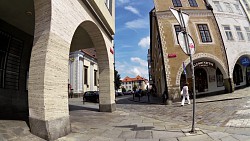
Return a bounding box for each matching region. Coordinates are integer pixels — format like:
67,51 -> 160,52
115,0 -> 154,80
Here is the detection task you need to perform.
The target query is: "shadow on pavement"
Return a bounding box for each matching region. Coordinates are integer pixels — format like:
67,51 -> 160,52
196,97 -> 243,103
114,125 -> 155,131
69,104 -> 99,112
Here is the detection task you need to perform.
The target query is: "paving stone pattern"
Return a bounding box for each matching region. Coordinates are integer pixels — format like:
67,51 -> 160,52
1,88 -> 250,140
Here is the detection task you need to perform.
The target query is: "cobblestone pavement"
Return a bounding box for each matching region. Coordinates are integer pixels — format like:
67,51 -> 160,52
1,87 -> 250,141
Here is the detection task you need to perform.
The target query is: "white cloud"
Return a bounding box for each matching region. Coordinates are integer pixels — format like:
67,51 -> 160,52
138,36 -> 150,48
130,67 -> 148,78
115,61 -> 148,79
125,19 -> 148,29
117,0 -> 130,6
124,6 -> 140,16
131,57 -> 148,67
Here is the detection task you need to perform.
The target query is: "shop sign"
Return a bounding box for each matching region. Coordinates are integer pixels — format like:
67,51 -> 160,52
194,61 -> 215,68
240,57 -> 250,66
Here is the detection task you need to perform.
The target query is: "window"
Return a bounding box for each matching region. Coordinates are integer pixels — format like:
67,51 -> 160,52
84,66 -> 88,85
94,70 -> 97,86
224,3 -> 233,13
188,0 -> 198,7
172,0 -> 182,7
213,1 -> 223,12
0,30 -> 23,90
174,25 -> 181,43
223,25 -> 234,40
234,4 -> 242,14
245,27 -> 250,41
197,24 -> 212,42
235,26 -> 244,40
105,0 -> 112,14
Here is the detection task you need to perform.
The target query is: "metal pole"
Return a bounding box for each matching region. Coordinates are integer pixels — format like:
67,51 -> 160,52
190,54 -> 196,133
179,9 -> 196,133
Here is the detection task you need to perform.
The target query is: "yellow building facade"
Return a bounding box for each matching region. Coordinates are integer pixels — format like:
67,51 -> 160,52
150,0 -> 231,102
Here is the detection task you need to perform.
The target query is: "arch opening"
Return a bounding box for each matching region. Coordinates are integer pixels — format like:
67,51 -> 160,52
178,56 -> 228,96
0,0 -> 35,120
69,21 -> 115,112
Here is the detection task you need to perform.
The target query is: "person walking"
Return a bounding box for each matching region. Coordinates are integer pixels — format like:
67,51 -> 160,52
181,83 -> 191,106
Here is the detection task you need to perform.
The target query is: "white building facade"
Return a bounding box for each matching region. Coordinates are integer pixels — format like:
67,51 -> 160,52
69,50 -> 99,96
208,0 -> 250,89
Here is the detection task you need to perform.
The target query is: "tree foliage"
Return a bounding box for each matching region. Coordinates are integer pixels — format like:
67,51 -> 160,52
114,70 -> 121,90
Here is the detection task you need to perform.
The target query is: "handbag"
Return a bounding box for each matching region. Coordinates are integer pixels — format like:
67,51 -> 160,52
180,89 -> 183,95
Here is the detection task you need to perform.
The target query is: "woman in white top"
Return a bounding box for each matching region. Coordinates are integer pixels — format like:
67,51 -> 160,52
181,83 -> 191,106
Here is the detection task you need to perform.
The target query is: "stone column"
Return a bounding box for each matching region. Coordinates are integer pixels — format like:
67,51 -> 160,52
29,1 -> 71,139
98,53 -> 116,112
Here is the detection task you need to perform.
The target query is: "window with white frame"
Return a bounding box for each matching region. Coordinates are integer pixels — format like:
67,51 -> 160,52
105,0 -> 112,14
188,0 -> 198,7
197,24 -> 212,43
235,26 -> 244,40
244,27 -> 250,41
224,2 -> 234,13
172,0 -> 182,7
234,4 -> 242,15
213,1 -> 223,12
223,25 -> 234,40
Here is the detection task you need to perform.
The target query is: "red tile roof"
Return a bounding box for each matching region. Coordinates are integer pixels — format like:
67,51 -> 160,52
122,75 -> 147,82
81,48 -> 97,59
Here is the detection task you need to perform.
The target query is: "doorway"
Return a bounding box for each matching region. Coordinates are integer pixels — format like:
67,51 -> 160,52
195,68 -> 208,92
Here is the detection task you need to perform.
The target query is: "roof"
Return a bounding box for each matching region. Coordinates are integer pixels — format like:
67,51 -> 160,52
81,48 -> 97,59
122,75 -> 148,82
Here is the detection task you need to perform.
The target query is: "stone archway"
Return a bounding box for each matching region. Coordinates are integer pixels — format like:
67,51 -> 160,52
70,21 -> 115,112
27,0 -> 115,140
176,53 -> 228,86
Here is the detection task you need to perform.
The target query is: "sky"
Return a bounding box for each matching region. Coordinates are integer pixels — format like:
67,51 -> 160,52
114,0 -> 154,80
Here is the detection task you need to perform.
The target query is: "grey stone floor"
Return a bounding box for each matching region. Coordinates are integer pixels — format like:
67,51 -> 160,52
1,87 -> 250,141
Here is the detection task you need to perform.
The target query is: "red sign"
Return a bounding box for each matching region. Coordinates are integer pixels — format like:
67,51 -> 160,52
168,54 -> 177,58
110,47 -> 114,54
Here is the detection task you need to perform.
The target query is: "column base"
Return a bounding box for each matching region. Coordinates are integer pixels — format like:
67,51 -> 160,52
29,116 -> 71,140
99,103 -> 116,112
224,78 -> 234,93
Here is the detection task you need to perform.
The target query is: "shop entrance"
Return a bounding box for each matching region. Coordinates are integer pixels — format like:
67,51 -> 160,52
233,64 -> 243,86
195,68 -> 208,92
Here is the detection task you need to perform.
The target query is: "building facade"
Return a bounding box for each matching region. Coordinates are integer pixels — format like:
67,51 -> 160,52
69,48 -> 99,97
0,0 -> 115,140
121,76 -> 148,91
207,0 -> 250,89
150,0 -> 230,102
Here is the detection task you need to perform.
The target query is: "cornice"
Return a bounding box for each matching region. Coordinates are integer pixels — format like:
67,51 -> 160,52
156,9 -> 213,19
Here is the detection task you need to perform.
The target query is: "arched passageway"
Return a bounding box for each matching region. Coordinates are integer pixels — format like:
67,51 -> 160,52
69,21 -> 115,112
0,0 -> 34,120
1,0 -> 115,140
178,55 -> 229,96
232,56 -> 250,89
